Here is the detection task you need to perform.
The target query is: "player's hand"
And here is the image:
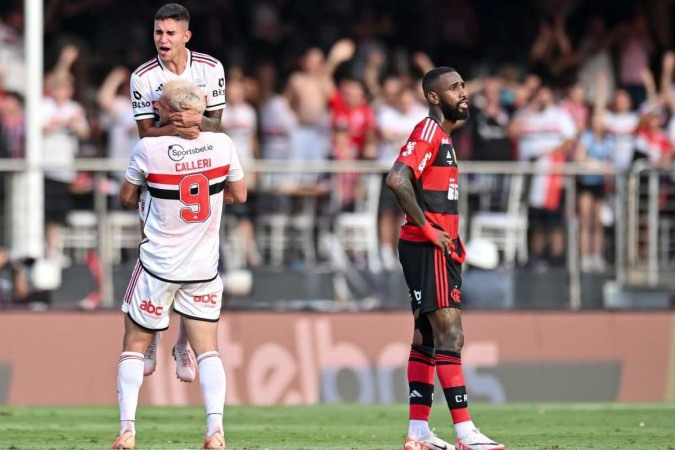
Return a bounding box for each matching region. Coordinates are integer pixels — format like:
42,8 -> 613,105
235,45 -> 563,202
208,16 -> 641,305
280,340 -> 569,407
169,108 -> 203,128
175,125 -> 200,140
437,232 -> 453,255
421,222 -> 452,254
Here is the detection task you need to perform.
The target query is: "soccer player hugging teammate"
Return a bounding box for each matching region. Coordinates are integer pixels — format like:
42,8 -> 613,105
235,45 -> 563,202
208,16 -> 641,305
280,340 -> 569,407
113,80 -> 245,450
129,3 -> 226,383
387,67 -> 505,450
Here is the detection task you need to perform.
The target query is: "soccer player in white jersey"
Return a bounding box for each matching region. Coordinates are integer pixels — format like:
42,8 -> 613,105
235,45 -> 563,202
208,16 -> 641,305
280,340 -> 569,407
130,3 -> 226,382
112,80 -> 245,450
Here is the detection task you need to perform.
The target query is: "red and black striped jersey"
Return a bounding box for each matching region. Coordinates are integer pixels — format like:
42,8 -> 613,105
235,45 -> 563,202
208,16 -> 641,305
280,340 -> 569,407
394,117 -> 460,242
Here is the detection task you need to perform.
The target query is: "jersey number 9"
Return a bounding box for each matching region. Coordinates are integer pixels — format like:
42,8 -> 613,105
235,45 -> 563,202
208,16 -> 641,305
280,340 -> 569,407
179,174 -> 210,223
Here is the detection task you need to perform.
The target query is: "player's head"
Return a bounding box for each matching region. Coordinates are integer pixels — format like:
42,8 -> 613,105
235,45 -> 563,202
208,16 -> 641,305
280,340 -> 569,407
422,67 -> 469,122
157,79 -> 205,126
154,3 -> 191,62
155,3 -> 190,24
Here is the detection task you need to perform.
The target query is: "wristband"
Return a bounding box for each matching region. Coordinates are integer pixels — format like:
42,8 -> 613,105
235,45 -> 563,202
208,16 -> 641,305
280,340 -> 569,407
421,222 -> 439,243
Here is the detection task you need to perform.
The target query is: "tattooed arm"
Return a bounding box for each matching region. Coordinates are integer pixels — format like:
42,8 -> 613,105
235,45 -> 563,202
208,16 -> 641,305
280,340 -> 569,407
200,108 -> 224,132
386,162 -> 451,252
386,162 -> 426,227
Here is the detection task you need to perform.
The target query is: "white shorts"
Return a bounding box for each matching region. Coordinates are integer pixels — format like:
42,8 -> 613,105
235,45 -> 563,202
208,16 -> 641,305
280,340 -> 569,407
121,260 -> 223,331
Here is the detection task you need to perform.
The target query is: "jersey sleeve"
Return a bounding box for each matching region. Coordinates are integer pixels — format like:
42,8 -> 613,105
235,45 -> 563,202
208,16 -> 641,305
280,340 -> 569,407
125,140 -> 149,185
130,73 -> 155,121
205,60 -> 226,112
394,121 -> 437,179
224,135 -> 244,182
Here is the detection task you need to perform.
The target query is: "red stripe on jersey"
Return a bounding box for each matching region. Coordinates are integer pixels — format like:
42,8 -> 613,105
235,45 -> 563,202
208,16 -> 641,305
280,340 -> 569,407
191,51 -> 218,63
422,166 -> 453,191
138,62 -> 160,77
147,164 -> 230,185
134,57 -> 157,74
193,57 -> 216,67
401,212 -> 459,242
427,212 -> 459,237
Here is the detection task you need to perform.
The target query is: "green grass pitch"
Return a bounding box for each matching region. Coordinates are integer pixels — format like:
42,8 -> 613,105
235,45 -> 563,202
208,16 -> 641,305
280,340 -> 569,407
0,403 -> 674,449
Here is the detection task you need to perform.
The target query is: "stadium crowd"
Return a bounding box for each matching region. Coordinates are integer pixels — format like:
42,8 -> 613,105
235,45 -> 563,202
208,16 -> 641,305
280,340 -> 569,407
2,0 -> 675,306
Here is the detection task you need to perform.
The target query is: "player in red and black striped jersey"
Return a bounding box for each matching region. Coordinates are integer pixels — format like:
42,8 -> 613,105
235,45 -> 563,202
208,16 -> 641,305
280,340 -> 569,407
387,67 -> 505,450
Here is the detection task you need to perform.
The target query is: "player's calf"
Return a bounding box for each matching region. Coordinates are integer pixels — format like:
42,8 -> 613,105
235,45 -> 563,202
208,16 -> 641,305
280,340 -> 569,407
143,333 -> 159,376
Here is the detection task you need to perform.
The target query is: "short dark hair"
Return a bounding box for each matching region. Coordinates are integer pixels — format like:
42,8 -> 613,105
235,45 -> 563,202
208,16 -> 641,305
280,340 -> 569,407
155,3 -> 190,24
422,66 -> 457,97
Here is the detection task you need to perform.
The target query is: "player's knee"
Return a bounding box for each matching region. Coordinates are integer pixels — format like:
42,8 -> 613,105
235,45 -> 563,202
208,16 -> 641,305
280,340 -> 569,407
434,320 -> 464,352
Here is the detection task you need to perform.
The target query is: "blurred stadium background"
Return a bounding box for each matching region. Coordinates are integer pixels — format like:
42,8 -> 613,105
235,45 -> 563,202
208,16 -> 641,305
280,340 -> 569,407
0,0 -> 674,441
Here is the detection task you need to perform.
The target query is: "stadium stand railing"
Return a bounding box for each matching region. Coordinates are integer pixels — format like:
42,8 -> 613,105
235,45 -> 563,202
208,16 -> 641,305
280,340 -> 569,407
1,158 -> 674,309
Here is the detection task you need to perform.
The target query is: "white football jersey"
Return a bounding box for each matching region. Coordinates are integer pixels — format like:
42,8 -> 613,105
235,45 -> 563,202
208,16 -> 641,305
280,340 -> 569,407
130,49 -> 226,123
125,132 -> 243,282
516,106 -> 577,161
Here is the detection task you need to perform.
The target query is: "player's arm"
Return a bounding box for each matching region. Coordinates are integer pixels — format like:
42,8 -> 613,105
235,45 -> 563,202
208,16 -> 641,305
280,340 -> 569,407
175,60 -> 226,132
386,162 -> 451,252
223,179 -> 247,204
120,140 -> 147,208
119,179 -> 142,209
220,133 -> 247,203
169,109 -> 223,131
130,71 -> 199,139
201,109 -> 224,132
135,118 -> 183,138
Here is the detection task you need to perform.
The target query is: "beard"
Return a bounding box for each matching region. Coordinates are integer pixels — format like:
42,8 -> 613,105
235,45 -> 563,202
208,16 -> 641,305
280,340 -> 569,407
441,101 -> 469,121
